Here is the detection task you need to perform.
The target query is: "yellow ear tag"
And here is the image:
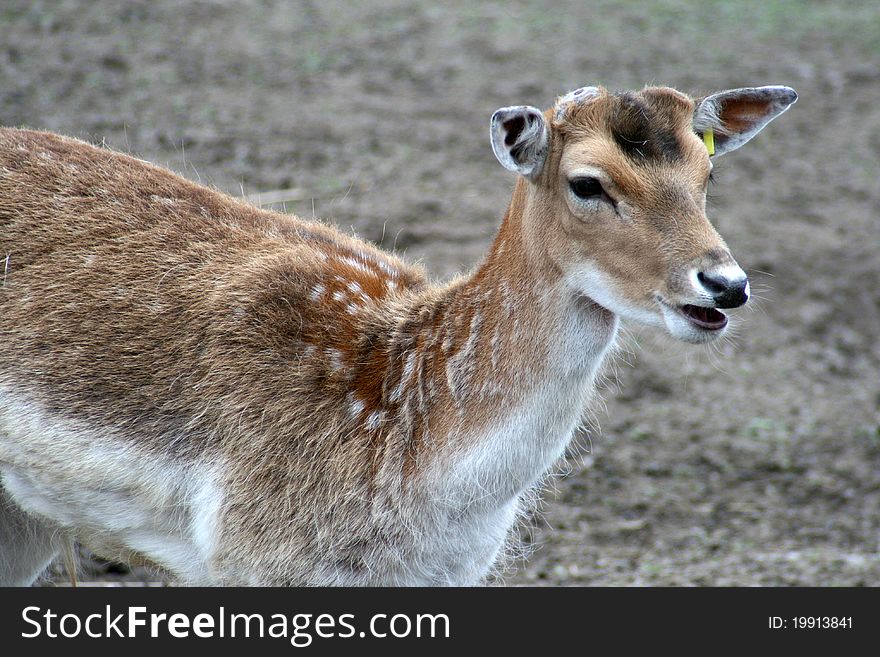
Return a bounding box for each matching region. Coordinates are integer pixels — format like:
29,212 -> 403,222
703,129 -> 715,156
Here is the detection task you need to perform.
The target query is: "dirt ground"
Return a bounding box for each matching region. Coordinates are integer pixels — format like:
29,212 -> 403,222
2,0 -> 878,586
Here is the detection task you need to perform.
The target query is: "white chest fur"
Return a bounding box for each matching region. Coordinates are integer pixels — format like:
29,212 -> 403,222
406,307 -> 619,585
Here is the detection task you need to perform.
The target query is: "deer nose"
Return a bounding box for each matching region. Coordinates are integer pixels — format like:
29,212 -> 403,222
697,269 -> 749,309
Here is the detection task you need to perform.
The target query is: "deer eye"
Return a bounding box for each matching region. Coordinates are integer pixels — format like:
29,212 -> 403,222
569,177 -> 604,200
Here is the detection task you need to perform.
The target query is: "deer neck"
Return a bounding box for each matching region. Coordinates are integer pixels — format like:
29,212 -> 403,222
392,178 -> 618,500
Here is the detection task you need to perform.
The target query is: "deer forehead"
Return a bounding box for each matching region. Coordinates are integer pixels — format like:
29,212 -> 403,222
557,86 -> 694,132
553,87 -> 707,173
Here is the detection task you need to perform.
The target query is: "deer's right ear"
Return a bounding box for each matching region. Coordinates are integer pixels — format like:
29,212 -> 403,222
490,106 -> 549,180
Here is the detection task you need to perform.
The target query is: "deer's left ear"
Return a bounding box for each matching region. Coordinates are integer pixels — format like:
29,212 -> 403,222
490,106 -> 549,180
694,86 -> 798,157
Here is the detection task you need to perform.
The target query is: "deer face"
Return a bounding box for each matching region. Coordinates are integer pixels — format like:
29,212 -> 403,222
491,85 -> 797,343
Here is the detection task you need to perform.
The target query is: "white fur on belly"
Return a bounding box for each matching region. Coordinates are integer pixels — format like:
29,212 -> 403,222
0,385 -> 223,583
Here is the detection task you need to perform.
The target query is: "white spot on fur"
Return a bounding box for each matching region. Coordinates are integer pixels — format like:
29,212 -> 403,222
402,351 -> 417,383
347,393 -> 365,419
326,348 -> 344,372
346,280 -> 369,301
391,350 -> 417,403
365,411 -> 384,431
149,194 -> 178,207
309,283 -> 326,301
445,311 -> 483,403
376,259 -> 400,279
490,322 -> 503,369
339,256 -> 372,276
356,251 -> 383,272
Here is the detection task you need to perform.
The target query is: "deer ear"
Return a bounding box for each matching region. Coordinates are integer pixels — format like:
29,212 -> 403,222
694,86 -> 797,157
490,105 -> 549,180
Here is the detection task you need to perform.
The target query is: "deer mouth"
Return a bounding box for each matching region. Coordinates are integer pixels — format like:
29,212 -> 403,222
678,304 -> 728,331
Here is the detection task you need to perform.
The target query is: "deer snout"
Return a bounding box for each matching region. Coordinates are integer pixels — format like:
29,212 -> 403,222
696,265 -> 749,309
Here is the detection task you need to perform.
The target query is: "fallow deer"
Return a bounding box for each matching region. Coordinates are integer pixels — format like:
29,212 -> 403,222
0,84 -> 796,586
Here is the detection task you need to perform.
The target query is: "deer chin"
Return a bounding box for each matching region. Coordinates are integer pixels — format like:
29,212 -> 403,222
657,297 -> 729,344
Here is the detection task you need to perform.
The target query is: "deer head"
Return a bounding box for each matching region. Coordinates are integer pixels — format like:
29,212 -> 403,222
490,85 -> 797,343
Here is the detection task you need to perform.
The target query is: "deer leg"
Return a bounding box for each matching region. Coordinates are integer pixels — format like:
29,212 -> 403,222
0,480 -> 61,586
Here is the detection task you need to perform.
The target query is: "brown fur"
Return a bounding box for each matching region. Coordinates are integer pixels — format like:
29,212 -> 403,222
0,84 -> 793,585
